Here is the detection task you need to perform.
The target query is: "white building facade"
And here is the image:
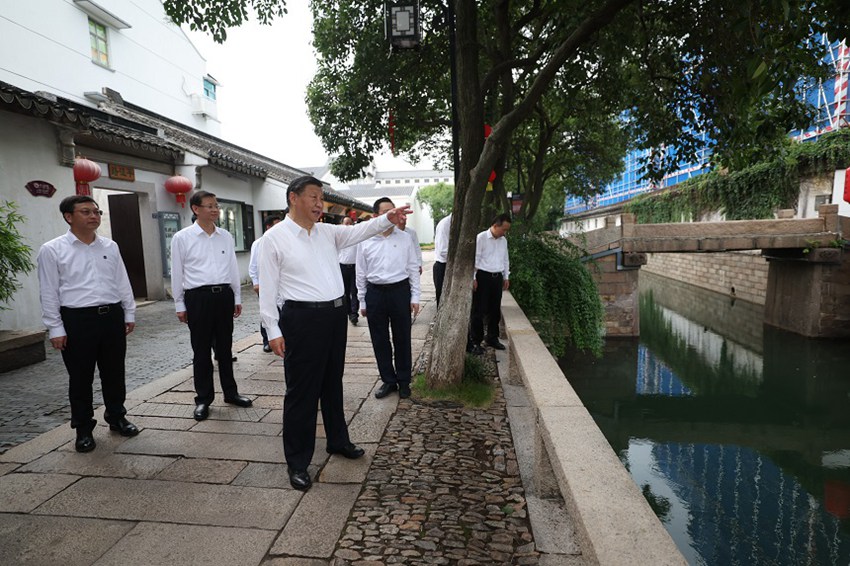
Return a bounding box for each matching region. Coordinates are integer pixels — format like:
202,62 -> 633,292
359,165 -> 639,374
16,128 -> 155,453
0,0 -> 369,333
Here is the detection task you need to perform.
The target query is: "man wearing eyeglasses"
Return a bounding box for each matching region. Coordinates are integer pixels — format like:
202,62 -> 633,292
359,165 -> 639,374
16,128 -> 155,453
171,190 -> 252,421
37,195 -> 140,453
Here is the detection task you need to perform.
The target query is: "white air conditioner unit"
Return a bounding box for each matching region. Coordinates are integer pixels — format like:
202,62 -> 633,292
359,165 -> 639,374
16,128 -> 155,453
190,94 -> 218,119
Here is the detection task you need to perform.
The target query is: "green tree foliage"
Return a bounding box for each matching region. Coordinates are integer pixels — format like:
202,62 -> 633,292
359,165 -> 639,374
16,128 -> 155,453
624,128 -> 850,223
416,182 -> 454,226
0,201 -> 34,313
162,0 -> 287,42
508,233 -> 604,357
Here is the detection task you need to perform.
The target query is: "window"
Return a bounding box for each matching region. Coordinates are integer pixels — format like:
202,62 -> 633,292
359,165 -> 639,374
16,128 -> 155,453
216,200 -> 253,252
89,18 -> 109,66
203,78 -> 217,100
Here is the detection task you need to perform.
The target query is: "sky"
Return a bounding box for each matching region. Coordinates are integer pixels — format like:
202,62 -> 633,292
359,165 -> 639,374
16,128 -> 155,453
184,5 -> 420,173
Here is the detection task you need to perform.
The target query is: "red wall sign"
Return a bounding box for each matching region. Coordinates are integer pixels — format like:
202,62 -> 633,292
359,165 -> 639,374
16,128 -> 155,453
25,180 -> 57,198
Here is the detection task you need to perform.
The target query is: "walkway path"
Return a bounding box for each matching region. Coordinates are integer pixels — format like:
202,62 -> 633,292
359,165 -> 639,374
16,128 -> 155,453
0,253 -> 576,565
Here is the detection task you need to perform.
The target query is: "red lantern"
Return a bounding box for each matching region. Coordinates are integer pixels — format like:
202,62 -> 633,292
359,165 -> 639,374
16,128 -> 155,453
489,170 -> 497,183
484,124 -> 492,138
165,175 -> 193,208
73,157 -> 101,196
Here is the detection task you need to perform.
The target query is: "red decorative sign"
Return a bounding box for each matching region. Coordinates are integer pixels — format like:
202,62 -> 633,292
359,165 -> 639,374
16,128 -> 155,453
25,180 -> 57,198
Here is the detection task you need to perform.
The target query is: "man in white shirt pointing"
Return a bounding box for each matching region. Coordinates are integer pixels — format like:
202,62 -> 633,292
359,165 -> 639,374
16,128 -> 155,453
258,176 -> 412,491
37,195 -> 139,453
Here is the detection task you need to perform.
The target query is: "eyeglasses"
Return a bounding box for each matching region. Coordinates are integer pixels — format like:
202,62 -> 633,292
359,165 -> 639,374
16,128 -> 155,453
75,209 -> 103,216
198,205 -> 221,210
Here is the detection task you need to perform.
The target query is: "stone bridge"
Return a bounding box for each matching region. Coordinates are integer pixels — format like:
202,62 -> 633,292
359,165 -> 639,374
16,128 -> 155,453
570,204 -> 850,338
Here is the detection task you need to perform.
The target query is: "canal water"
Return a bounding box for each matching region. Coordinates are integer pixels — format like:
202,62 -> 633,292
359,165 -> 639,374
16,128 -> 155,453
560,271 -> 850,565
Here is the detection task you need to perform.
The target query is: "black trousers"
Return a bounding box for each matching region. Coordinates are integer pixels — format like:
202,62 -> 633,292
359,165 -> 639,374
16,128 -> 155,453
185,286 -> 238,405
60,304 -> 127,432
260,323 -> 269,347
433,261 -> 447,305
280,301 -> 350,470
340,263 -> 359,316
365,281 -> 412,385
471,270 -> 503,344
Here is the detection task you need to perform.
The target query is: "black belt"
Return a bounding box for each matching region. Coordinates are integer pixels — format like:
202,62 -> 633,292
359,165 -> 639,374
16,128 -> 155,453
367,278 -> 409,290
285,297 -> 344,309
435,260 -> 446,265
477,270 -> 503,278
61,302 -> 121,315
340,263 -> 355,267
187,284 -> 231,294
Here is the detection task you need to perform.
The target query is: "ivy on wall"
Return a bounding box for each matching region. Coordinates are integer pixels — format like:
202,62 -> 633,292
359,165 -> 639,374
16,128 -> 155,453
623,129 -> 850,223
508,233 -> 604,358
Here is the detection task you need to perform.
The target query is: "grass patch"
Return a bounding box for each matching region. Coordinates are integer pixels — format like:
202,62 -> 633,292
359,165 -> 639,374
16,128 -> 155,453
412,355 -> 494,407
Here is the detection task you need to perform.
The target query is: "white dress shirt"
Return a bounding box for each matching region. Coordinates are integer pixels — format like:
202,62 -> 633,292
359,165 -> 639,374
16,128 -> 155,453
37,231 -> 136,339
475,228 -> 510,279
170,223 -> 242,312
258,214 -> 393,341
404,226 -> 423,266
338,239 -> 358,265
433,213 -> 452,263
356,227 -> 422,308
248,237 -> 263,285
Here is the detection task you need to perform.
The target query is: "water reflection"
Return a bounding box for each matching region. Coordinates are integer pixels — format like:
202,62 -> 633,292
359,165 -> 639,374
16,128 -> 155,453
560,272 -> 850,565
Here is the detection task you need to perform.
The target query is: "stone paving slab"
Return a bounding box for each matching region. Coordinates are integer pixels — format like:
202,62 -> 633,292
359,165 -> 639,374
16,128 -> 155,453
149,391 -> 197,404
526,495 -> 583,555
0,422 -> 75,464
34,477 -> 301,529
125,415 -> 197,431
232,461 -> 322,489
318,443 -> 378,484
130,402 -> 270,422
93,522 -> 276,566
125,368 -> 193,401
250,370 -> 287,382
116,429 -> 284,462
0,462 -> 19,475
261,409 -> 284,424
262,558 -> 330,566
0,513 -> 135,566
0,472 -> 79,512
154,458 -> 247,484
270,483 -> 361,558
18,450 -> 176,480
191,419 -> 282,436
252,395 -> 286,409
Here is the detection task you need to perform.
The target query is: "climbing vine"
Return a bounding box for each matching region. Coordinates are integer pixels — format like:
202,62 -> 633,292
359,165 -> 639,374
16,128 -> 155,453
508,233 -> 604,358
624,129 -> 850,223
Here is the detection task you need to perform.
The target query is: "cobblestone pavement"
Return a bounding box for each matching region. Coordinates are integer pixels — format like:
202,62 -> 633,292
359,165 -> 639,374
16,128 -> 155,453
334,369 -> 540,565
0,290 -> 263,452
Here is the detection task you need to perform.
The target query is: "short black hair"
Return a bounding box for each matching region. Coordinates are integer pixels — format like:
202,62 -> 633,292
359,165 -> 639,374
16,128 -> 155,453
287,176 -> 323,205
190,190 -> 216,208
263,215 -> 281,230
373,197 -> 394,214
492,212 -> 512,226
59,195 -> 97,216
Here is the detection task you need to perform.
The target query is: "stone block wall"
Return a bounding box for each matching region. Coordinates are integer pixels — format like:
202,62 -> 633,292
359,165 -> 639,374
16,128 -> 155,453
642,250 -> 769,306
590,253 -> 640,337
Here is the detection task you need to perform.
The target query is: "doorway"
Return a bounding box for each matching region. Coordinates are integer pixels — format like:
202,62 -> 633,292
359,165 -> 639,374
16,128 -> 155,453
107,192 -> 147,298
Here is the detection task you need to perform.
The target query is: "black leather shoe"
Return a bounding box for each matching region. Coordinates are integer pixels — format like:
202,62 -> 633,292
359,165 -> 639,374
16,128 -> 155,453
224,395 -> 252,407
399,383 -> 411,399
288,468 -> 312,491
75,434 -> 96,453
349,315 -> 358,326
262,344 -> 272,353
108,417 -> 140,437
470,344 -> 485,355
328,443 -> 365,459
486,340 -> 506,350
193,403 -> 210,421
375,382 -> 398,399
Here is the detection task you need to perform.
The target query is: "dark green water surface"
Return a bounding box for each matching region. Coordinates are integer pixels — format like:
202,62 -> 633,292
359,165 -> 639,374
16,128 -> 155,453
560,271 -> 850,565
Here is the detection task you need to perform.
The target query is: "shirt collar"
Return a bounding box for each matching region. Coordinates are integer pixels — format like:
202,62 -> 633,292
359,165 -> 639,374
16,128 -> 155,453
190,222 -> 220,237
283,215 -> 311,237
64,229 -> 102,246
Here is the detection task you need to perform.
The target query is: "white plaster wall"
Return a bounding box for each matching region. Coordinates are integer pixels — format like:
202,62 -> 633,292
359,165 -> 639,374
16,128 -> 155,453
834,169 -> 850,218
0,114 -> 76,331
0,0 -> 219,135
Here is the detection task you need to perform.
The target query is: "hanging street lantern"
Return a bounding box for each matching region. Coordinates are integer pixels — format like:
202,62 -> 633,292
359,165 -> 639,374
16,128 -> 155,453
165,175 -> 193,208
73,157 -> 101,196
385,1 -> 420,52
